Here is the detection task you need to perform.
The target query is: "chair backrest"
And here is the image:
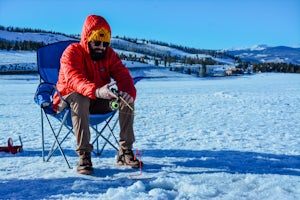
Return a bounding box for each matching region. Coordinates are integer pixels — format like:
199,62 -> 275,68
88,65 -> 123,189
37,40 -> 79,84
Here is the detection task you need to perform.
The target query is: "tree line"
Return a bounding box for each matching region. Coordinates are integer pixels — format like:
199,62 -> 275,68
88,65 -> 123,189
113,36 -> 221,66
1,26 -> 299,74
0,39 -> 45,50
0,25 -> 78,51
114,36 -> 231,59
252,62 -> 300,73
0,25 -> 79,38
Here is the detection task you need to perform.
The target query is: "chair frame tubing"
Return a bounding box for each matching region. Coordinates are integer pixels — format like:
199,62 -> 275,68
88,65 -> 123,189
41,104 -> 119,169
91,113 -> 119,156
41,108 -> 73,169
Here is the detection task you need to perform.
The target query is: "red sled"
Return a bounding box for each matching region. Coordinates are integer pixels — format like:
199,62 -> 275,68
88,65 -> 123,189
0,137 -> 22,154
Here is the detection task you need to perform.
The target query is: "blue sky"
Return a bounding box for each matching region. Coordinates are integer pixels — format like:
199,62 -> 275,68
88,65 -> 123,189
0,0 -> 299,49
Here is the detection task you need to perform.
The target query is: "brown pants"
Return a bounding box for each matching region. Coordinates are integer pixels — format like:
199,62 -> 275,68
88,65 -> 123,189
58,92 -> 135,154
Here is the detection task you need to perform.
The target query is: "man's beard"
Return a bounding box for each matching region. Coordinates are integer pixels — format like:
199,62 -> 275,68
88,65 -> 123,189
90,49 -> 106,61
88,44 -> 107,61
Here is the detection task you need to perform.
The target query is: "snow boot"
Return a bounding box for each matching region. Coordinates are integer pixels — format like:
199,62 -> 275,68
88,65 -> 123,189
77,152 -> 93,175
116,148 -> 143,169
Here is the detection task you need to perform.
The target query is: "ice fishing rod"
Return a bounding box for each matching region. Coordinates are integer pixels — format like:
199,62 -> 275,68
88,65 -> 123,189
109,88 -> 134,112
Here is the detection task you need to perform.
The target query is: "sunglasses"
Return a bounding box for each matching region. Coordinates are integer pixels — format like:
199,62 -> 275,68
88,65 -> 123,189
92,41 -> 110,47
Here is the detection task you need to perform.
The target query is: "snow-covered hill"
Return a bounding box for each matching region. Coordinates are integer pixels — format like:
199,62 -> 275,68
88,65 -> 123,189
0,29 -> 299,73
224,45 -> 300,65
0,29 -> 218,73
0,30 -> 76,44
0,30 -> 209,59
111,38 -> 209,59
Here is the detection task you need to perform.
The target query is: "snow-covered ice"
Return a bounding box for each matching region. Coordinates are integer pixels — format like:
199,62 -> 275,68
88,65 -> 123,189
0,70 -> 299,199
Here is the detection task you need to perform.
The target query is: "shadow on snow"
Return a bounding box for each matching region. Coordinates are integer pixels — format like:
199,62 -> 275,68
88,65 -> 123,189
3,148 -> 299,177
1,149 -> 299,199
143,149 -> 300,176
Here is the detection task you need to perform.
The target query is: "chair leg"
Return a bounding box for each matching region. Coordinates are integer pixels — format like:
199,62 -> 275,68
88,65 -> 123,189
91,114 -> 119,154
91,125 -> 119,152
107,118 -> 119,146
94,130 -> 113,156
44,110 -> 72,169
41,108 -> 45,162
46,126 -> 73,162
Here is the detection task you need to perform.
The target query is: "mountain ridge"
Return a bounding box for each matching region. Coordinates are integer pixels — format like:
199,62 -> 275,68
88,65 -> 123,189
1,27 -> 300,66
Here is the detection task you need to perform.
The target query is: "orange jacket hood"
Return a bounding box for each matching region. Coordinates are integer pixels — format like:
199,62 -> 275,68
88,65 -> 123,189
80,15 -> 111,54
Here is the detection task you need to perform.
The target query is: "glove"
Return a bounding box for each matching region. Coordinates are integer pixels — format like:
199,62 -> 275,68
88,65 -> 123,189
119,91 -> 134,110
95,82 -> 118,99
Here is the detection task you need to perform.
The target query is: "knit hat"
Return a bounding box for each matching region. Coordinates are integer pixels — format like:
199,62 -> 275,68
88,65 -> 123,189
88,27 -> 111,43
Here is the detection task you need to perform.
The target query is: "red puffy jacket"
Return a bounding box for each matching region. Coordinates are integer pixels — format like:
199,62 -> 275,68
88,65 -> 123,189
53,15 -> 136,112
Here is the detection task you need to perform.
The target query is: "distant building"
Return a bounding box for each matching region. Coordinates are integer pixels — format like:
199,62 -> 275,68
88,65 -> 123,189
206,65 -> 232,77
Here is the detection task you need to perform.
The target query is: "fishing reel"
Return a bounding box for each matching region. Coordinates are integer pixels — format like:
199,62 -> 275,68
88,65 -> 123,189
109,87 -> 134,112
110,99 -> 120,110
109,88 -> 120,111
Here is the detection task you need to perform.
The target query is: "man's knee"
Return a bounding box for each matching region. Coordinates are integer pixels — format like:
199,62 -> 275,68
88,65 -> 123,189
67,92 -> 90,111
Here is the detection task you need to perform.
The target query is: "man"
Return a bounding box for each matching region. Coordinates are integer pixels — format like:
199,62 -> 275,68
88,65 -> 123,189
53,14 -> 141,175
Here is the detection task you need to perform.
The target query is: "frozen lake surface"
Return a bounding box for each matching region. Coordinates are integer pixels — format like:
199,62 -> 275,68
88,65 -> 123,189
0,71 -> 299,199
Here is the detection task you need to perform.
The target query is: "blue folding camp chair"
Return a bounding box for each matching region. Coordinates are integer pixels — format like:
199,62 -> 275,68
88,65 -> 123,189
34,40 -> 137,169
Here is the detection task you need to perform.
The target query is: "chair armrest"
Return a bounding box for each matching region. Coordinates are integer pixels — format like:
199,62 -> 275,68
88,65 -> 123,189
51,84 -> 69,107
34,82 -> 68,109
